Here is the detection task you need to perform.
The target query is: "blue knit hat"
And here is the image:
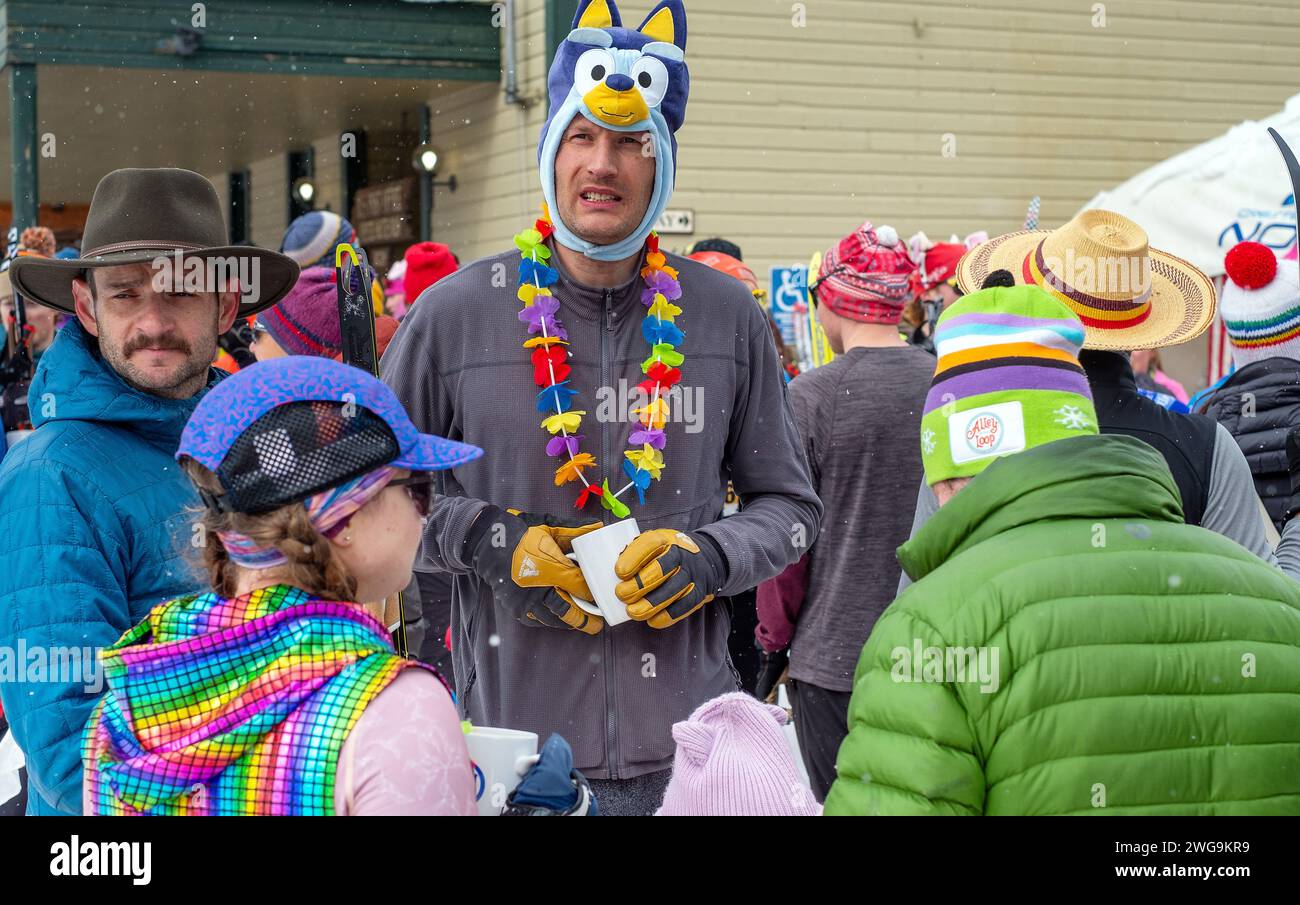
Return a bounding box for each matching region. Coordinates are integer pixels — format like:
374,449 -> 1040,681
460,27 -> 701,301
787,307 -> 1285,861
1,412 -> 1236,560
280,211 -> 358,270
538,0 -> 690,262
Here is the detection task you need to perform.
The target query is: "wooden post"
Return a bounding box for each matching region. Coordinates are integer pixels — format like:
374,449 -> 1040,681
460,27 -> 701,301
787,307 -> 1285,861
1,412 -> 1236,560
9,64 -> 38,233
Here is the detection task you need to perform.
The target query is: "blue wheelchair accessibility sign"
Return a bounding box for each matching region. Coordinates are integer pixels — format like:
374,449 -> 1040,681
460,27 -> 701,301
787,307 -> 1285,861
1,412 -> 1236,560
769,265 -> 808,345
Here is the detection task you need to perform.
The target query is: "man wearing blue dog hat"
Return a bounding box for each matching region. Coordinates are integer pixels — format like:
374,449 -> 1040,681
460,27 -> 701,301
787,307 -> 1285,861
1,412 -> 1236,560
383,0 -> 820,814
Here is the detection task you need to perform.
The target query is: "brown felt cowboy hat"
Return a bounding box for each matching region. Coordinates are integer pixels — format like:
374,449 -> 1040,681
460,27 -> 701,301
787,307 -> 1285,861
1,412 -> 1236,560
9,168 -> 299,316
955,209 -> 1217,351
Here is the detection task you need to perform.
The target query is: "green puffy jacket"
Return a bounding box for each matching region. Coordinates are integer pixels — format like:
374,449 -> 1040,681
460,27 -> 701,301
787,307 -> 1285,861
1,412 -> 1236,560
825,434 -> 1300,816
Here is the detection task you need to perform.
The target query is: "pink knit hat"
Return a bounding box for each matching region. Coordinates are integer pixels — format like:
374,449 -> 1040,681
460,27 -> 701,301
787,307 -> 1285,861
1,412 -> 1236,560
656,693 -> 822,817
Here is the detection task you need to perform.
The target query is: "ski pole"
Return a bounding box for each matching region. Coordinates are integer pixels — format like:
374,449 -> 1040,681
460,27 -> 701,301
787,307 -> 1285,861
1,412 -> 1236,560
335,243 -> 410,658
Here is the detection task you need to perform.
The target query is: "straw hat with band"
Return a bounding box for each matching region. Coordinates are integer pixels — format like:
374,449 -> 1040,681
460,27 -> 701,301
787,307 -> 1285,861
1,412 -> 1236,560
9,168 -> 299,317
955,209 -> 1216,351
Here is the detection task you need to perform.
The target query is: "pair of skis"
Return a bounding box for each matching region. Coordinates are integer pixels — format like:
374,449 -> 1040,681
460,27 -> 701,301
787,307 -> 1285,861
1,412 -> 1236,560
334,243 -> 410,658
795,250 -> 833,373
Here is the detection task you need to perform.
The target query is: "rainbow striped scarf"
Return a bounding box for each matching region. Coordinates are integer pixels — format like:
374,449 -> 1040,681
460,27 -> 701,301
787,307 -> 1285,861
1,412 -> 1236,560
84,585 -> 430,815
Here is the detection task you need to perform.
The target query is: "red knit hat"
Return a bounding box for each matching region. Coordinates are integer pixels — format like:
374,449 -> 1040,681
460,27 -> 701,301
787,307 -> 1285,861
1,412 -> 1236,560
815,222 -> 917,324
403,242 -> 457,304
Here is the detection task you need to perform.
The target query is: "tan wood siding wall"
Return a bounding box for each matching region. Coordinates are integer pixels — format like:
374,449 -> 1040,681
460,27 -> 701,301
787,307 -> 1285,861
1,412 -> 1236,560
674,0 -> 1300,278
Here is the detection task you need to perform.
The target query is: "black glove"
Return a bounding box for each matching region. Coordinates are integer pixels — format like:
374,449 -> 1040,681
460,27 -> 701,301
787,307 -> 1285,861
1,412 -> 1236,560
753,643 -> 789,703
502,734 -> 596,816
462,505 -> 603,634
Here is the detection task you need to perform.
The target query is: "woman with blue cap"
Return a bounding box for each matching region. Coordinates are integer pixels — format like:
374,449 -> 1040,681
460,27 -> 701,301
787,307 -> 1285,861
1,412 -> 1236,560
82,356 -> 485,815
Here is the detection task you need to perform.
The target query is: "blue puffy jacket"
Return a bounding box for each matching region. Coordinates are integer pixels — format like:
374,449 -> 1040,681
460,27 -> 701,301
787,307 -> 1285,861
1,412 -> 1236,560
0,321 -> 220,814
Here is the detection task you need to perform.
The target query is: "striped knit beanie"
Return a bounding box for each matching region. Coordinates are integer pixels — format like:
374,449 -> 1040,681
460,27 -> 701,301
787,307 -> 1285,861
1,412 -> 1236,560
280,211 -> 358,270
921,284 -> 1098,486
256,266 -> 342,357
815,222 -> 916,325
1220,241 -> 1300,367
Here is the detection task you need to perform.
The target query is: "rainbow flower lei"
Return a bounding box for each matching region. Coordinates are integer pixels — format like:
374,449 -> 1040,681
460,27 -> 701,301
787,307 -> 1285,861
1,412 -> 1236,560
515,206 -> 684,516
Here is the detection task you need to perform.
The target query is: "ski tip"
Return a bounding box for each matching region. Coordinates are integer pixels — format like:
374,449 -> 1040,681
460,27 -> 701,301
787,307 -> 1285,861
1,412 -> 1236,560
335,242 -> 359,269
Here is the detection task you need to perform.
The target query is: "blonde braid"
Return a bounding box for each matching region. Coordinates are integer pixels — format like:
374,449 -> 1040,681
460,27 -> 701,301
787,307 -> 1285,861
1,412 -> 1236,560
275,504 -> 357,602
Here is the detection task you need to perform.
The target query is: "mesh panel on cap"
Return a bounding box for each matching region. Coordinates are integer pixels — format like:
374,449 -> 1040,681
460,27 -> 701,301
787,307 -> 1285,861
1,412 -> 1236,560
217,400 -> 400,514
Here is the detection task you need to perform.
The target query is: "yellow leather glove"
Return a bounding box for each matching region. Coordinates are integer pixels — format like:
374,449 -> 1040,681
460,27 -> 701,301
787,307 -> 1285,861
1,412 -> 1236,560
614,529 -> 728,630
465,506 -> 603,634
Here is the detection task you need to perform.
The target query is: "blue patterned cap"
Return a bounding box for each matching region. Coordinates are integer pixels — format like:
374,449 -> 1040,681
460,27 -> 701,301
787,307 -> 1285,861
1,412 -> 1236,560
179,357 -> 482,509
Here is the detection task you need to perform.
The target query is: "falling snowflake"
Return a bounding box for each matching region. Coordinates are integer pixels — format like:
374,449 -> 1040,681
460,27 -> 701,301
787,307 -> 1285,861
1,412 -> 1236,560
921,428 -> 936,455
1054,404 -> 1091,430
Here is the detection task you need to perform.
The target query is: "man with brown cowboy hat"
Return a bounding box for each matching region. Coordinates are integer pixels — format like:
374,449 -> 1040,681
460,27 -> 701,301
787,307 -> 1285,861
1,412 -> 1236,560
0,168 -> 297,814
900,208 -> 1294,591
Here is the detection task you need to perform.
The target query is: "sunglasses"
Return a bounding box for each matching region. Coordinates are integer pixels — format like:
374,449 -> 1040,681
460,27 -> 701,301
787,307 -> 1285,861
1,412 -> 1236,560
389,474 -> 434,518
807,264 -> 845,299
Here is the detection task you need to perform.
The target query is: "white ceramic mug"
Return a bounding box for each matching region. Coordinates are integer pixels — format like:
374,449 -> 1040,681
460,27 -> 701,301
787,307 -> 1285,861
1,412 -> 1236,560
464,726 -> 538,816
568,517 -> 640,627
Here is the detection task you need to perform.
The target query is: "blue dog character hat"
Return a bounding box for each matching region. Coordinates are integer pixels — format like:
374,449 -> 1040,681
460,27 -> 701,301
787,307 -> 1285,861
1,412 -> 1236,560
539,0 -> 690,262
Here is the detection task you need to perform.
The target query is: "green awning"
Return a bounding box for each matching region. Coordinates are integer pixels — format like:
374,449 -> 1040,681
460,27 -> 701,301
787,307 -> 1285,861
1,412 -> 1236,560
1,0 -> 500,81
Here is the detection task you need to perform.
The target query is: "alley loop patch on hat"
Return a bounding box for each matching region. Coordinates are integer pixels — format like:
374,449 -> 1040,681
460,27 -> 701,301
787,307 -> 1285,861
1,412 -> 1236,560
956,209 -> 1216,351
948,401 -> 1028,466
538,0 -> 690,262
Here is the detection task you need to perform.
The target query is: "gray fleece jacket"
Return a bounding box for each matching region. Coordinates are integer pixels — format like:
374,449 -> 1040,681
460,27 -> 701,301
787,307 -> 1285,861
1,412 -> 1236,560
381,248 -> 821,780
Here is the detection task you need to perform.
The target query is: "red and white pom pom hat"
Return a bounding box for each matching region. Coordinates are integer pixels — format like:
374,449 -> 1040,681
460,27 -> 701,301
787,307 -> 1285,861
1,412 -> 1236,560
1219,240 -> 1300,363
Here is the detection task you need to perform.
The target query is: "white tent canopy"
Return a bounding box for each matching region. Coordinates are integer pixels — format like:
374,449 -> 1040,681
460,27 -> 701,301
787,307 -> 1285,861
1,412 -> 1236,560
1083,93 -> 1300,277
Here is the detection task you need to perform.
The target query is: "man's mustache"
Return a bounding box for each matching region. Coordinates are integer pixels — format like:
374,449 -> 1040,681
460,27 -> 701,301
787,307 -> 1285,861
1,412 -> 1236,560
123,333 -> 192,356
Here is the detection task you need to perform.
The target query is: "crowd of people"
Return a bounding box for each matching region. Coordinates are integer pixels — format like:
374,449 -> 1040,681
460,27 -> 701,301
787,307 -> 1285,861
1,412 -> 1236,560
1,0 -> 1298,817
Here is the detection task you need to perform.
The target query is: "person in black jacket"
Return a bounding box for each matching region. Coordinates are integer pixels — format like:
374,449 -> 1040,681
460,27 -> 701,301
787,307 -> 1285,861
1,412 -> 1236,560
1198,241 -> 1300,533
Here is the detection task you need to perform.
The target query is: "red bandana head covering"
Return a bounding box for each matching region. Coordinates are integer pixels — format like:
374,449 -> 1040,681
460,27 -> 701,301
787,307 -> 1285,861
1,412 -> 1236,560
815,222 -> 916,325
